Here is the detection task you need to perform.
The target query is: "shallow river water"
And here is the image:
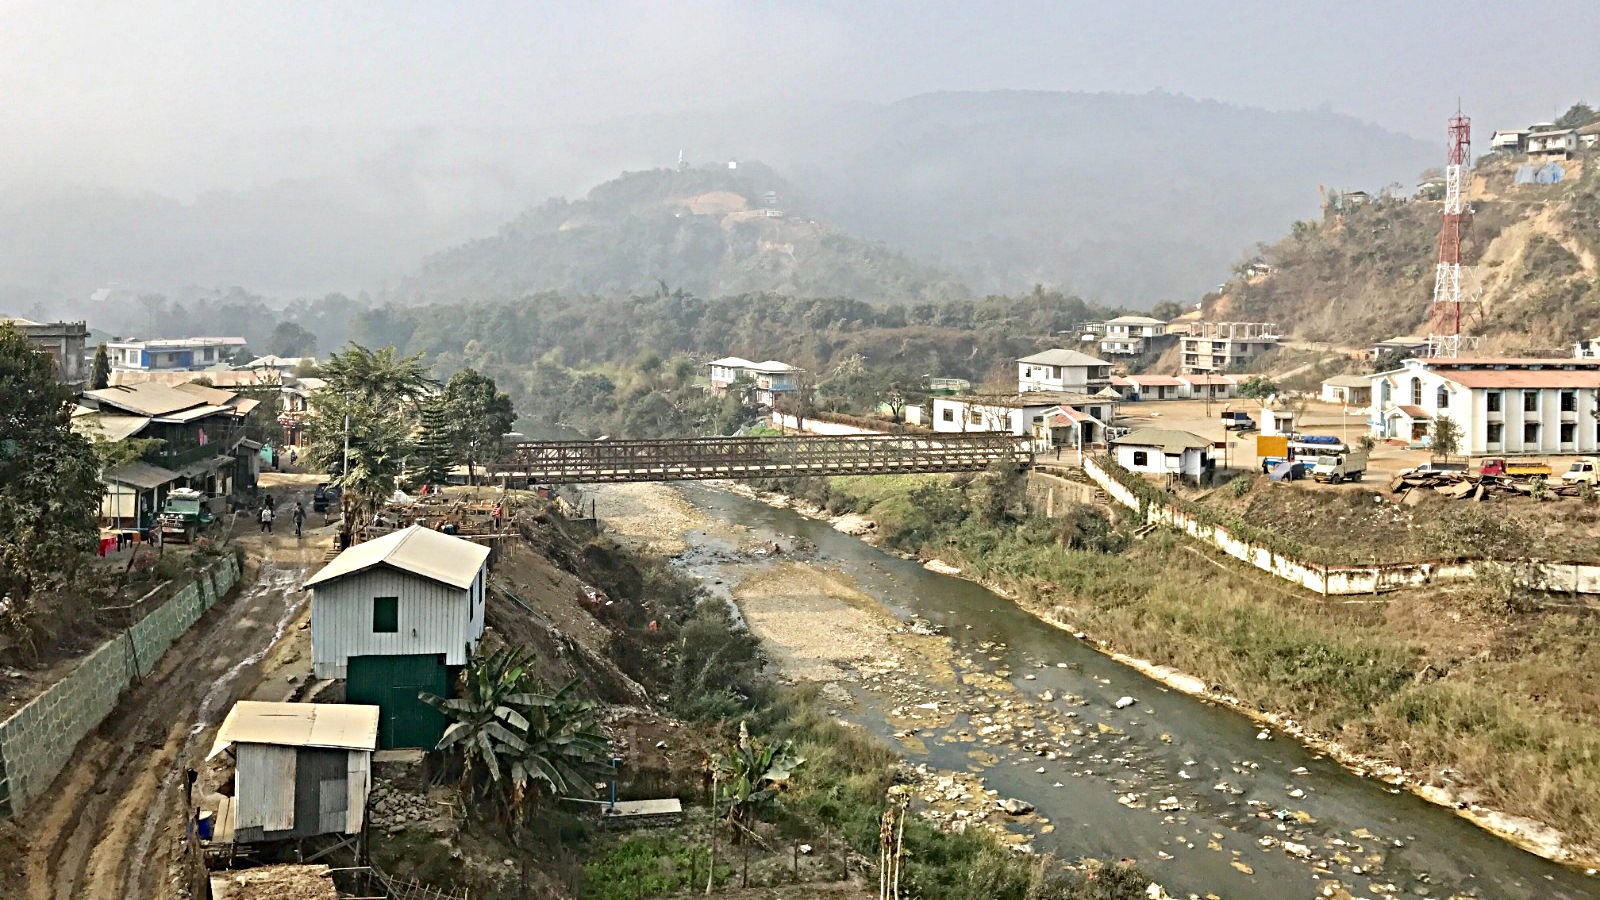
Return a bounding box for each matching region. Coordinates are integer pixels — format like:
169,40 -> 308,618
658,482 -> 1599,900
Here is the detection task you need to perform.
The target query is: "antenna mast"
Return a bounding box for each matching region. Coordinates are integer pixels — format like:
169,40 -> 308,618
1426,109 -> 1478,357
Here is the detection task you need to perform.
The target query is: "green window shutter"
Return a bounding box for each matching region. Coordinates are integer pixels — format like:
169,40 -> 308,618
372,596 -> 399,633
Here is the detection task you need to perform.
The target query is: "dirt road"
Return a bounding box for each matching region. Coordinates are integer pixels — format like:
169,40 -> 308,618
18,502 -> 328,900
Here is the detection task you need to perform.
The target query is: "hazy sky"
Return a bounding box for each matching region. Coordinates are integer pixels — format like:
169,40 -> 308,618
4,0 -> 1598,195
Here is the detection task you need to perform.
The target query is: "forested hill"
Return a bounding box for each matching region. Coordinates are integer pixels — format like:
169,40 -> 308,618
1206,146 -> 1600,354
394,161 -> 969,305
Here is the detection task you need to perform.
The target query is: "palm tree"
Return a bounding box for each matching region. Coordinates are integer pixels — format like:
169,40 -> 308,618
423,646 -> 610,824
710,721 -> 804,838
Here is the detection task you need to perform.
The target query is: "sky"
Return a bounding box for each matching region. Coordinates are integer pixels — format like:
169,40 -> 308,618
3,0 -> 1598,196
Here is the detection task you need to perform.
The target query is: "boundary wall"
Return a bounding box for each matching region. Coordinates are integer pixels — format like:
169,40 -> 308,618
0,553 -> 243,816
1081,456 -> 1600,596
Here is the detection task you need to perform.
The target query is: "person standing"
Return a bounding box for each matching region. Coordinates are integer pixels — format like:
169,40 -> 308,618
293,502 -> 306,537
259,505 -> 274,533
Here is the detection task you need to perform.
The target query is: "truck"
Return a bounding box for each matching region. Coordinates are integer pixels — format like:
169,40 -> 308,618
1560,457 -> 1600,485
1311,449 -> 1368,484
1221,410 -> 1256,431
158,488 -> 214,543
1478,458 -> 1553,480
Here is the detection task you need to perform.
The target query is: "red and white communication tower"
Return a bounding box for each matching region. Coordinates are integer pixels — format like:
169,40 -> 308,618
1426,110 -> 1477,357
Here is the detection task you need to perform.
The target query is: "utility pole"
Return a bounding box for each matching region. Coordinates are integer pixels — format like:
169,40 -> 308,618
342,413 -> 350,479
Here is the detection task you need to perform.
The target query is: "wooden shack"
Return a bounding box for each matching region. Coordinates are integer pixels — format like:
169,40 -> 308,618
206,702 -> 379,844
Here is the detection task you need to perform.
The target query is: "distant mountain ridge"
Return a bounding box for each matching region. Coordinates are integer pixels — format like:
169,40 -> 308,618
0,89 -> 1437,317
396,161 -> 969,304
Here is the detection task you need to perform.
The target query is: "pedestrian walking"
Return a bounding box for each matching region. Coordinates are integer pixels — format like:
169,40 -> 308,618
259,505 -> 274,533
264,492 -> 275,512
293,502 -> 306,537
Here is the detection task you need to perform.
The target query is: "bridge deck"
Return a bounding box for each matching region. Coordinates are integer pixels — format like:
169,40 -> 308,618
499,433 -> 1031,484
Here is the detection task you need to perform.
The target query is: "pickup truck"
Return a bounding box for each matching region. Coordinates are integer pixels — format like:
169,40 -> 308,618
1220,411 -> 1256,431
1312,450 -> 1368,484
1478,458 -> 1553,479
1560,457 -> 1600,485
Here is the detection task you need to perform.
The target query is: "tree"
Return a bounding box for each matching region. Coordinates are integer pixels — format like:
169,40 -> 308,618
1236,376 -> 1277,399
302,392 -> 414,520
443,369 -> 516,484
1432,414 -> 1462,462
89,342 -> 110,390
1150,300 -> 1184,321
710,721 -> 803,837
409,398 -> 456,489
268,321 -> 318,358
423,645 -> 609,825
0,325 -> 102,639
1554,102 -> 1599,131
319,343 -> 436,405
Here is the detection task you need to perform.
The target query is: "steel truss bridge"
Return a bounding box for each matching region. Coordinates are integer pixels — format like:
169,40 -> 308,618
499,433 -> 1032,484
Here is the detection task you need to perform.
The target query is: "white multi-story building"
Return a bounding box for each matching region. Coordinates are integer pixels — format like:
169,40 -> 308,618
1180,322 -> 1279,373
108,337 -> 247,372
1095,315 -> 1173,357
707,356 -> 803,407
1016,349 -> 1112,393
1370,357 -> 1600,455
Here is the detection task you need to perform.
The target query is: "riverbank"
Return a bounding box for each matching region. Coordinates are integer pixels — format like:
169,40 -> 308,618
729,473 -> 1600,872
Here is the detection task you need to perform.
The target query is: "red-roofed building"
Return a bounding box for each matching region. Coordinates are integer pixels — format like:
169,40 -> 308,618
1369,357 -> 1600,454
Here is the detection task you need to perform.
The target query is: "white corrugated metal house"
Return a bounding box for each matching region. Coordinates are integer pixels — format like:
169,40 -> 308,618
1111,428 -> 1213,480
206,702 -> 379,844
307,525 -> 490,681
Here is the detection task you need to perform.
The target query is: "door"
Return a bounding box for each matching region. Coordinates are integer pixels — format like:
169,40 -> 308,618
346,654 -> 451,750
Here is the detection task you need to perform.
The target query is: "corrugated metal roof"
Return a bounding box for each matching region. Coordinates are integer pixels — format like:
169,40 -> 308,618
105,460 -> 180,489
1179,374 -> 1234,385
304,525 -> 490,591
1440,369 -> 1600,388
1104,315 -> 1167,326
1017,348 -> 1110,367
151,404 -> 235,424
1126,375 -> 1185,386
85,383 -> 209,416
1111,428 -> 1212,453
72,413 -> 153,443
207,702 -> 380,759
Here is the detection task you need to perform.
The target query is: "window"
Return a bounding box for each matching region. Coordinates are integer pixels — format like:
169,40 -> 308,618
1523,390 -> 1539,412
1436,385 -> 1449,408
1486,391 -> 1502,412
941,407 -> 954,422
1023,367 -> 1034,378
1410,377 -> 1422,406
372,596 -> 399,633
1562,390 -> 1577,412
1524,422 -> 1540,444
1132,450 -> 1149,466
968,409 -> 983,425
1487,422 -> 1503,444
1562,423 -> 1577,443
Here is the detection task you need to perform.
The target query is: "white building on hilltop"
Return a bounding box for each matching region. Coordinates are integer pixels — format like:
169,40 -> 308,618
1369,357 -> 1600,454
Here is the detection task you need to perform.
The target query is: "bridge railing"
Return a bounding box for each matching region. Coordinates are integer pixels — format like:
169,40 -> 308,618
496,433 -> 1032,483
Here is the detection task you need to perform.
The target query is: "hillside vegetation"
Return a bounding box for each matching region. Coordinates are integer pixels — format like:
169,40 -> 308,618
396,162 -> 968,305
1213,146 -> 1600,354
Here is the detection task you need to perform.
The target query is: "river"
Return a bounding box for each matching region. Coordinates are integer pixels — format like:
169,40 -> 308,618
589,481 -> 1598,900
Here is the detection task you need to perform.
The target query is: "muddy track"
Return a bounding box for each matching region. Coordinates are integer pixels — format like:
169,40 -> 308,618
20,553 -> 311,900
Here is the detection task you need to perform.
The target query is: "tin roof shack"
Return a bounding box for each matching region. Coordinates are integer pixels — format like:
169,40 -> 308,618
1110,428 -> 1213,482
307,526 -> 489,749
206,702 -> 379,845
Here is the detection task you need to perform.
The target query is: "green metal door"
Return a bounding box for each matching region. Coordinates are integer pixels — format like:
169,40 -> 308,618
346,654 -> 451,750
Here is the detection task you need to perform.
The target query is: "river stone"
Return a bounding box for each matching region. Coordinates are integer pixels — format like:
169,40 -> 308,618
1114,696 -> 1135,709
998,797 -> 1034,815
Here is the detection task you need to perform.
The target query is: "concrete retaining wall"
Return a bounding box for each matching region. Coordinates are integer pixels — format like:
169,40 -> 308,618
1025,470 -> 1099,518
0,553 -> 242,816
770,412 -> 884,436
1081,457 -> 1600,597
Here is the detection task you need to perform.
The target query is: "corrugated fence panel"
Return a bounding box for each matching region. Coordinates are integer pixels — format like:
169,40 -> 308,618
0,553 -> 242,816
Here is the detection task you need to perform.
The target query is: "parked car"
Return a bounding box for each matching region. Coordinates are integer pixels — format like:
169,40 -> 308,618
1398,461 -> 1469,477
1221,411 -> 1256,431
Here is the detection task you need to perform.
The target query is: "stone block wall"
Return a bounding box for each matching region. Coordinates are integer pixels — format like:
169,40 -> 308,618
0,553 -> 241,816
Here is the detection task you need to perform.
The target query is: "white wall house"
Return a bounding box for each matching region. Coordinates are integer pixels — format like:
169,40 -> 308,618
707,356 -> 803,407
1118,374 -> 1186,400
1370,357 -> 1600,455
932,393 -> 1115,447
1110,428 -> 1213,479
307,525 -> 490,680
106,337 -> 247,372
206,702 -> 378,844
1016,349 -> 1113,393
1097,316 -> 1170,357
1527,128 -> 1579,157
1321,374 -> 1372,406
